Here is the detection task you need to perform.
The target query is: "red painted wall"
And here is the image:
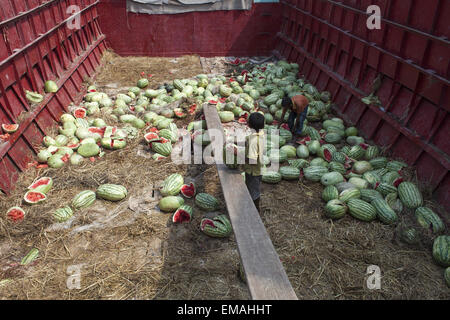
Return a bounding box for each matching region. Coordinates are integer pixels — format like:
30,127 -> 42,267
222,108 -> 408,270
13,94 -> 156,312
98,0 -> 282,57
275,0 -> 449,214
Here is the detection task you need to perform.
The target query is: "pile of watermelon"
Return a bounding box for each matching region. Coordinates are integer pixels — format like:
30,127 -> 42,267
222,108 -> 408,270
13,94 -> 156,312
205,59 -> 447,286
157,173 -> 232,238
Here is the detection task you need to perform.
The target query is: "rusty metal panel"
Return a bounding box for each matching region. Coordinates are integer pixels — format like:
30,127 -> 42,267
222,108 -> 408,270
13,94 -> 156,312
0,0 -> 106,195
276,0 -> 449,212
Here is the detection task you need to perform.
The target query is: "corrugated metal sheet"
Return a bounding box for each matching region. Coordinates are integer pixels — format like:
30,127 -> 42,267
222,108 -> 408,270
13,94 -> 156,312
274,0 -> 449,213
0,0 -> 106,195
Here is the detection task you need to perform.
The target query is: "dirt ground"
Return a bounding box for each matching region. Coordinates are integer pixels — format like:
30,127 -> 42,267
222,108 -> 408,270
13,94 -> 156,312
0,52 -> 448,300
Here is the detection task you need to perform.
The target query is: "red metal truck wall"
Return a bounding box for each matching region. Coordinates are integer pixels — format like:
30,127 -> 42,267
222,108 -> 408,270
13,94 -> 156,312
98,0 -> 282,57
275,0 -> 449,213
0,0 -> 106,195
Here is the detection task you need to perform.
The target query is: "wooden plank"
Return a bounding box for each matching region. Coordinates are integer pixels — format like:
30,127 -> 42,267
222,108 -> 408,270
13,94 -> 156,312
203,104 -> 298,300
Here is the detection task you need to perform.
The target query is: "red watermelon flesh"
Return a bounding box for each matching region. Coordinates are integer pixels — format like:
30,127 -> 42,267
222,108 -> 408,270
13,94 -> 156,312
88,127 -> 105,136
2,124 -> 19,133
323,149 -> 333,162
28,177 -> 51,190
7,207 -> 25,222
238,118 -> 247,124
281,123 -> 289,130
180,183 -> 196,198
393,178 -> 404,188
74,108 -> 87,118
67,143 -> 80,150
24,191 -> 47,204
144,132 -> 160,143
201,219 -> 216,230
173,208 -> 191,223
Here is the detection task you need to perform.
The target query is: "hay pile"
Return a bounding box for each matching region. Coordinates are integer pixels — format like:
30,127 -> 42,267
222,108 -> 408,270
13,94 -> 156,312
0,53 -> 448,300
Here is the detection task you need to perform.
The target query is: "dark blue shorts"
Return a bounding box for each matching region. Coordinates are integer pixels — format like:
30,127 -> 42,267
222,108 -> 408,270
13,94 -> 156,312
287,106 -> 308,135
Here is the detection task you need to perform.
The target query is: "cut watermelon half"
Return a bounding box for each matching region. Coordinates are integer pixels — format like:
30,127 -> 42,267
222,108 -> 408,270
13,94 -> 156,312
172,207 -> 193,224
24,190 -> 47,204
174,109 -> 187,119
61,153 -> 70,162
2,124 -> 19,134
208,100 -> 218,104
180,183 -> 196,198
67,142 -> 80,150
323,149 -> 333,162
88,127 -> 105,137
144,132 -> 161,143
200,218 -> 216,230
188,104 -> 197,115
7,207 -> 25,222
238,117 -> 247,124
73,108 -> 87,119
374,182 -> 381,189
28,177 -> 53,194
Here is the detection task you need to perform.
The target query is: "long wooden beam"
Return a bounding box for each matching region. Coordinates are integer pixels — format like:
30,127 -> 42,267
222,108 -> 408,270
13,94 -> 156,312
203,104 -> 298,300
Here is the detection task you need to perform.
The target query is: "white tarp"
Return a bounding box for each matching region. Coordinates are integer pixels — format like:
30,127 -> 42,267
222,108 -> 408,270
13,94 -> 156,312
127,0 -> 252,14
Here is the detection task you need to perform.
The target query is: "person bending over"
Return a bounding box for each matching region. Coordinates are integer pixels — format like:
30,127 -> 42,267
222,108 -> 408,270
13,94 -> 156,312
277,94 -> 309,140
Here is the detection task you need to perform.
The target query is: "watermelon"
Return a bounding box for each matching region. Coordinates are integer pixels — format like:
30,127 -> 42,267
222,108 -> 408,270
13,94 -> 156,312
72,190 -> 96,210
432,235 -> 450,267
324,199 -> 347,219
322,186 -> 339,202
28,177 -> 53,194
321,172 -> 344,186
398,182 -> 423,209
20,248 -> 39,265
288,159 -> 309,169
2,124 -> 19,133
73,108 -> 87,119
96,184 -> 127,201
200,215 -> 232,238
24,190 -> 47,204
172,205 -> 193,223
159,196 -> 184,213
296,145 -> 309,158
77,143 -> 100,157
152,142 -> 172,157
144,132 -> 161,144
180,183 -> 196,198
339,188 -> 361,203
371,198 -> 398,224
415,207 -> 445,234
400,227 -> 420,245
280,145 -> 297,159
44,80 -> 58,93
47,154 -> 65,168
53,206 -> 73,222
353,161 -> 373,174
280,166 -> 300,180
262,171 -> 282,184
137,78 -> 149,88
6,207 -> 25,222
161,174 -> 184,196
347,199 -> 377,222
195,193 -> 219,211
304,166 -> 328,182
